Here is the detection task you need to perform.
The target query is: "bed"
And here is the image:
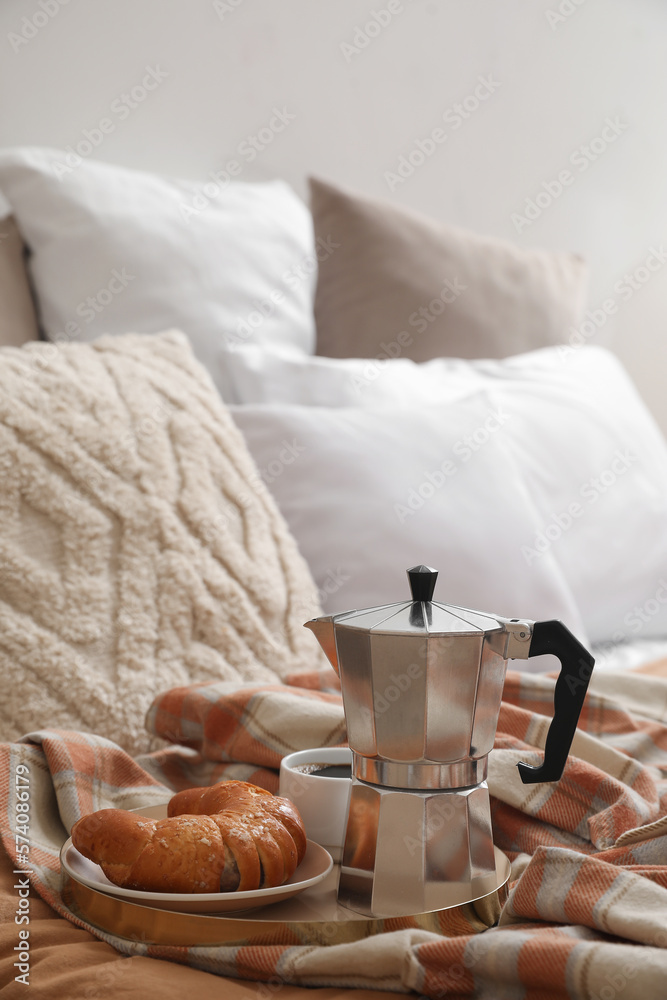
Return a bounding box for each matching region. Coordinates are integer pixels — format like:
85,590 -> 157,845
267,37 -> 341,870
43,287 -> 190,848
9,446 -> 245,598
1,147 -> 667,999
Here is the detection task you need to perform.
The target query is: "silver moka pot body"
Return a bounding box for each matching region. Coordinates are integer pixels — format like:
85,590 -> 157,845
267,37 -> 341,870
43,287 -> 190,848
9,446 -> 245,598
306,566 -> 594,917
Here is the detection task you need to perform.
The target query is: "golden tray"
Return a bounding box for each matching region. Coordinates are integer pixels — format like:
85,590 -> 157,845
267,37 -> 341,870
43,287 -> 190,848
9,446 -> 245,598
60,804 -> 511,948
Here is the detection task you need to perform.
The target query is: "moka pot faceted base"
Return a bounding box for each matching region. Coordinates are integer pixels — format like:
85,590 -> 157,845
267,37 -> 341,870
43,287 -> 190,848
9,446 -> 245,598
338,755 -> 497,918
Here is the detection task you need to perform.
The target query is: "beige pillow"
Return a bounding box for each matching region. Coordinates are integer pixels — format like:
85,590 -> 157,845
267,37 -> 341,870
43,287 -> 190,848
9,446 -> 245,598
310,178 -> 588,362
0,214 -> 39,348
0,331 -> 323,753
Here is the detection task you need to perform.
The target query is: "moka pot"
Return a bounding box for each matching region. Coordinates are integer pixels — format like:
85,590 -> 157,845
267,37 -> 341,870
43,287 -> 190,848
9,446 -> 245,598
305,565 -> 594,916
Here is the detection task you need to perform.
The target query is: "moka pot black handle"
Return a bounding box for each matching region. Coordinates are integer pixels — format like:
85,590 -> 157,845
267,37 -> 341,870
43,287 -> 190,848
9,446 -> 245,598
517,620 -> 595,784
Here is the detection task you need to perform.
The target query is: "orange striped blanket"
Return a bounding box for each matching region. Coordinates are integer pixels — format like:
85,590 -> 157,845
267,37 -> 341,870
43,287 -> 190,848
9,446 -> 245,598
1,666 -> 666,997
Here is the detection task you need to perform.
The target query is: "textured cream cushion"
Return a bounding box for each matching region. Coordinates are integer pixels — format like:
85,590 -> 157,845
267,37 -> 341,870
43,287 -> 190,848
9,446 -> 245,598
310,178 -> 588,362
0,214 -> 39,348
0,331 -> 323,752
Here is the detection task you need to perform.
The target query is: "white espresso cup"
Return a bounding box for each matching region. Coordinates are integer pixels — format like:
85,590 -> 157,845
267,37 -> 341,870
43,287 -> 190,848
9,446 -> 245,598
279,747 -> 352,862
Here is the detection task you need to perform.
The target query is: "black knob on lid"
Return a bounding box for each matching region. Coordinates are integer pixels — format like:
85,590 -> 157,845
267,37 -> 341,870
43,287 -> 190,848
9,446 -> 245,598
407,565 -> 438,603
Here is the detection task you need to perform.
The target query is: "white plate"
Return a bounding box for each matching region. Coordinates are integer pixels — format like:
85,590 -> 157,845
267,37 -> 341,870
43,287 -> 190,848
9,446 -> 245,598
60,805 -> 333,914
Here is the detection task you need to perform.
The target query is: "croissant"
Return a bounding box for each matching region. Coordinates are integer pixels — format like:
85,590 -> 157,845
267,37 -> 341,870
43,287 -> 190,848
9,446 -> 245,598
70,780 -> 307,894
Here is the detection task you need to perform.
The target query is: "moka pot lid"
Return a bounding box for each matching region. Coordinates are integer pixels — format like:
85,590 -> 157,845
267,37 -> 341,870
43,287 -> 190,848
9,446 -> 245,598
330,566 -> 505,637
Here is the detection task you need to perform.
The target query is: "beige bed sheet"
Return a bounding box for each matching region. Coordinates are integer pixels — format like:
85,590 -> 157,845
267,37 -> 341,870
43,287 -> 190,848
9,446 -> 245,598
0,840 -> 400,999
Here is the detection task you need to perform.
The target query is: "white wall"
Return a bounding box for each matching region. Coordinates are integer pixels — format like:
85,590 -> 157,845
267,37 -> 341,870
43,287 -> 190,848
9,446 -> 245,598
1,0 -> 666,428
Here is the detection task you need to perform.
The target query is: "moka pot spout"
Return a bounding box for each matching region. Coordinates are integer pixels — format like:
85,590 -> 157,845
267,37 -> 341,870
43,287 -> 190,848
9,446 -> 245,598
304,616 -> 338,673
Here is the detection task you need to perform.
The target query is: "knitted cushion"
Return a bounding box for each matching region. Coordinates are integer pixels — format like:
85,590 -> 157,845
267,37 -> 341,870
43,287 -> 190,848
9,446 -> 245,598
0,330 -> 323,752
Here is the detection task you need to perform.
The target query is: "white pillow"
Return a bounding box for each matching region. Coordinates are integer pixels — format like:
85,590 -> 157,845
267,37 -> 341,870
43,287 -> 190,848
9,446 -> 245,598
219,342 -> 486,406
0,148 -> 316,396
229,346 -> 667,646
230,400 -> 586,648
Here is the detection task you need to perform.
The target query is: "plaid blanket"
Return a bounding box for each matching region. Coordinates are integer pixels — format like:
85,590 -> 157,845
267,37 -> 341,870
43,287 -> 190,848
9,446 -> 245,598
1,666 -> 667,998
